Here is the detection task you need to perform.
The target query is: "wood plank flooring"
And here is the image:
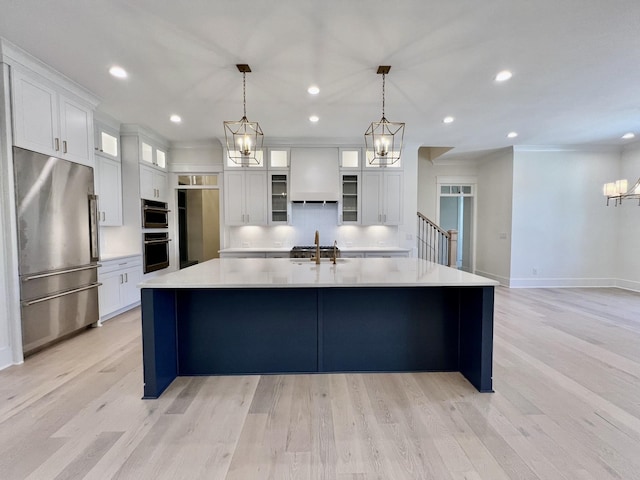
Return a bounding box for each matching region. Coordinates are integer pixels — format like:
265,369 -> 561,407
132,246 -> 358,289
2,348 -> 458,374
1,287 -> 640,479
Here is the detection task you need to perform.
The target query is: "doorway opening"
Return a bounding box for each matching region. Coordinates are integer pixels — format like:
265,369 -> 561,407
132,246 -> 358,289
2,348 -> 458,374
438,184 -> 474,272
177,175 -> 220,269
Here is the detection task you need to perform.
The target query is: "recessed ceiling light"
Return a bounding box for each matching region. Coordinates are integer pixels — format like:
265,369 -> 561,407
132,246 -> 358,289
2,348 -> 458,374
507,131 -> 518,138
307,85 -> 320,95
170,114 -> 182,123
109,66 -> 127,79
443,116 -> 454,124
309,115 -> 319,123
495,70 -> 512,82
622,132 -> 635,139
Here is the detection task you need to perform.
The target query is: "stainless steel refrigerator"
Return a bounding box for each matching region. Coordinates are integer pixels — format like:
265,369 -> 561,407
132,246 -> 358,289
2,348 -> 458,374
13,146 -> 101,355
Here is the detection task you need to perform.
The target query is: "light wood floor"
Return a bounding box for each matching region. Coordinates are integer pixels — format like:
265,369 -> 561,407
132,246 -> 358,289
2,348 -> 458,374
1,287 -> 640,480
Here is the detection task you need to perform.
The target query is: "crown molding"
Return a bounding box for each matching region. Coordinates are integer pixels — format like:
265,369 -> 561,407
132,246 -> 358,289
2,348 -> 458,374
0,37 -> 100,108
514,144 -> 621,154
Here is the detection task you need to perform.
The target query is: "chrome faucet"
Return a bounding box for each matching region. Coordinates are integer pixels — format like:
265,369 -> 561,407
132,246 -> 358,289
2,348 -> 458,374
331,240 -> 337,264
313,230 -> 321,264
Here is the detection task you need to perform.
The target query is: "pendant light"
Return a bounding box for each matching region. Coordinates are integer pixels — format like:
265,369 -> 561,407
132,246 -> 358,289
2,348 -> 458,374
364,66 -> 405,165
223,64 -> 264,165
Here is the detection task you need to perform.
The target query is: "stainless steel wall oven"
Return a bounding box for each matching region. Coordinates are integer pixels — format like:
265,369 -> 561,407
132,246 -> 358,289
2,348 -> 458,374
141,199 -> 170,228
143,232 -> 170,273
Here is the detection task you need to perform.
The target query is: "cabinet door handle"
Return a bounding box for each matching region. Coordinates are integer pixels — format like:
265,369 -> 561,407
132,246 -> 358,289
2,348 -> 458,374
54,138 -> 60,151
63,140 -> 67,153
124,273 -> 128,283
383,214 -> 387,222
119,274 -> 124,284
101,212 -> 105,221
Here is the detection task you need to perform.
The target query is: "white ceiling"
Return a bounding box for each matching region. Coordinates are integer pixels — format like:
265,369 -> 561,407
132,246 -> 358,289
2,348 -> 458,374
1,0 -> 639,159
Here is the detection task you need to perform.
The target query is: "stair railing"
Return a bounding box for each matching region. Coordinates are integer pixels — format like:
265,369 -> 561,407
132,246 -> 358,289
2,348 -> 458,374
417,212 -> 458,267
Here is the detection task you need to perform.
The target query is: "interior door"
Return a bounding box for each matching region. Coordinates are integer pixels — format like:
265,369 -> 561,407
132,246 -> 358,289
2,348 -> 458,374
439,188 -> 474,272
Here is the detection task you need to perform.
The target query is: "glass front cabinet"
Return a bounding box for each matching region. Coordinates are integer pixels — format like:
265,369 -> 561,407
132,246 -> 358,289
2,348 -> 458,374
269,172 -> 289,224
267,149 -> 290,224
339,148 -> 362,224
341,173 -> 360,224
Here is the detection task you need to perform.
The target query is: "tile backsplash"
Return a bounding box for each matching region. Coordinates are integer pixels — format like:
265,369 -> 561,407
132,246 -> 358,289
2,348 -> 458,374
227,203 -> 399,248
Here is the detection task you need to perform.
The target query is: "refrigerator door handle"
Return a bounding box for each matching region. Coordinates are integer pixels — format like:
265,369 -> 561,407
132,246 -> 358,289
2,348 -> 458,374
88,194 -> 100,262
22,263 -> 101,281
21,282 -> 102,307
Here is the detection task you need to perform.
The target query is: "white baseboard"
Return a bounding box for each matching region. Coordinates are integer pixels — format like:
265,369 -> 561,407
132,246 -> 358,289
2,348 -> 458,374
615,278 -> 640,293
474,270 -> 510,286
508,277 -> 617,288
100,301 -> 140,322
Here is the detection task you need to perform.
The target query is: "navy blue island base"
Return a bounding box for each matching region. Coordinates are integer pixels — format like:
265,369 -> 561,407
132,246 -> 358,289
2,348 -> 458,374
141,284 -> 494,398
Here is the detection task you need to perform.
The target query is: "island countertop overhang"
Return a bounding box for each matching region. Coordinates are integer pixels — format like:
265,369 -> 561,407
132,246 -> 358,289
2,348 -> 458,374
139,257 -> 499,289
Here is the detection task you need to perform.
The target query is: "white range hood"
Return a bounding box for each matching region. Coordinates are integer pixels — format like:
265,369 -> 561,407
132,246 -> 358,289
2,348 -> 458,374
289,148 -> 340,202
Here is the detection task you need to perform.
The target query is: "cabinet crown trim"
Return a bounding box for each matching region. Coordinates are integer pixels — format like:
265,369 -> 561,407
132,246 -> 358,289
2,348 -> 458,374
1,37 -> 100,107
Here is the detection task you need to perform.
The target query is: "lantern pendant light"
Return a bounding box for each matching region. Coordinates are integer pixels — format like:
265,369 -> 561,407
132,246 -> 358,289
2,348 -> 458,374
364,66 -> 405,165
224,64 -> 264,165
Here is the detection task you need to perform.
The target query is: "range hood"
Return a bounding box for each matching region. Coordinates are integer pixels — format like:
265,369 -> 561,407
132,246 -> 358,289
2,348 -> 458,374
289,148 -> 340,202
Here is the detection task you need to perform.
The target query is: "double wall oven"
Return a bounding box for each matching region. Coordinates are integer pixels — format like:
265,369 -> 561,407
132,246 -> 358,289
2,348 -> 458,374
142,199 -> 171,273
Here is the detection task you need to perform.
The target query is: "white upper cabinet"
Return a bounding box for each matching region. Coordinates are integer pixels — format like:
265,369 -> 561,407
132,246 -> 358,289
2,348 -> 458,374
94,122 -> 120,161
268,148 -> 289,169
224,170 -> 267,226
140,164 -> 168,202
339,148 -> 362,170
95,156 -> 123,226
121,125 -> 170,202
140,139 -> 167,170
362,170 -> 403,225
11,68 -> 93,166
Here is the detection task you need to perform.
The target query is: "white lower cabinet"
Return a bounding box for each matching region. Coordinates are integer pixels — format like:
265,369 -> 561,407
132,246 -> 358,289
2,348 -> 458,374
265,252 -> 290,258
340,252 -> 365,258
98,256 -> 142,321
219,252 -> 266,258
364,251 -> 410,258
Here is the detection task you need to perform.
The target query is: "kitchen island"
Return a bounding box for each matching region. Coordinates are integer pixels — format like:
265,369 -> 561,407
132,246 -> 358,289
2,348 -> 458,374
139,257 -> 498,398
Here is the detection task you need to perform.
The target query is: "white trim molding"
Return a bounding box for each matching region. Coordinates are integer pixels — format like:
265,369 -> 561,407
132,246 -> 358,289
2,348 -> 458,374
508,277 -> 617,288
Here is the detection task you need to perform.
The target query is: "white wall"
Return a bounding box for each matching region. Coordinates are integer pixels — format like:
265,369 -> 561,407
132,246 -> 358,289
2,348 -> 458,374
617,142 -> 640,290
417,148 -> 479,219
510,147 -> 619,287
170,141 -> 223,172
475,149 -> 514,284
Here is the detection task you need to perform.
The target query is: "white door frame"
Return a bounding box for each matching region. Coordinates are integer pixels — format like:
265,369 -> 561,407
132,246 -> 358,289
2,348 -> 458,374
435,176 -> 478,273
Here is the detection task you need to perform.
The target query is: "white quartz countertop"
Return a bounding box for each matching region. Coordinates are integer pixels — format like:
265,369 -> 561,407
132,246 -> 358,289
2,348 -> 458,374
100,253 -> 142,262
139,257 -> 498,289
218,247 -> 411,253
219,247 -> 290,253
